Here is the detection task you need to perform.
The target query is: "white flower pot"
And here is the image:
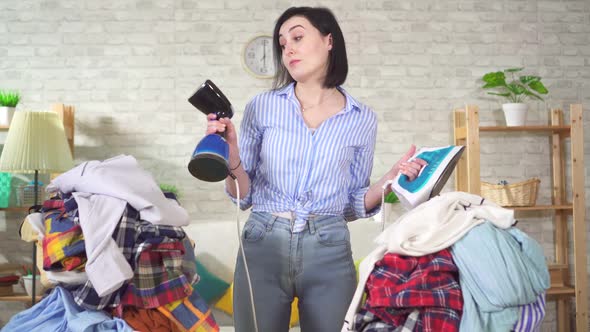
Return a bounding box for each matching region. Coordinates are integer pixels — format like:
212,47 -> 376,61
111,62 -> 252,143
21,275 -> 44,296
0,106 -> 15,126
502,103 -> 528,126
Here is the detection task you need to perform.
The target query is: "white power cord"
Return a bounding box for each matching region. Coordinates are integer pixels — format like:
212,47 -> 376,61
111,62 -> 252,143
381,180 -> 395,232
233,177 -> 259,332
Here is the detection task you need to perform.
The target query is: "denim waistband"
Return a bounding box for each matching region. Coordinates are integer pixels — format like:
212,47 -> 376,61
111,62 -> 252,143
251,211 -> 345,234
271,211 -> 320,220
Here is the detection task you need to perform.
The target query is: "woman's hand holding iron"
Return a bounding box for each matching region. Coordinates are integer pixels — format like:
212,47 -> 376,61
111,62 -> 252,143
391,145 -> 427,182
377,145 -> 427,189
364,145 -> 427,212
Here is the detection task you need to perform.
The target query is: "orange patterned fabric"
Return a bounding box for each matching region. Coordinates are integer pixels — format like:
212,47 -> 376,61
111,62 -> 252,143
117,307 -> 182,332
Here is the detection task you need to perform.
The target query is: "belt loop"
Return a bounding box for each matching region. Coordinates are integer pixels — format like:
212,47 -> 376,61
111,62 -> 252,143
308,217 -> 316,234
267,214 -> 278,231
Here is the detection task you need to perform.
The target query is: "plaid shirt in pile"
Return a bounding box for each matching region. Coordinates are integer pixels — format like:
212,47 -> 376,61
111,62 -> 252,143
118,240 -> 194,308
363,249 -> 463,332
72,204 -> 190,310
158,289 -> 219,332
42,197 -> 86,271
353,308 -> 419,332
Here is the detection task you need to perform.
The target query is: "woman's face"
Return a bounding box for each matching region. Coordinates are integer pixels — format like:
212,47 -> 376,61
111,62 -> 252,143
278,16 -> 332,84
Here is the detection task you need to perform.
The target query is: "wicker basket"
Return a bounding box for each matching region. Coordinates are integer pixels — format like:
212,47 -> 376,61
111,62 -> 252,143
481,178 -> 540,207
16,183 -> 46,207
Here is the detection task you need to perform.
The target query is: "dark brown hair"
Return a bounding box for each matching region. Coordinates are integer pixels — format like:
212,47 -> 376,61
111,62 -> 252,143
272,7 -> 348,89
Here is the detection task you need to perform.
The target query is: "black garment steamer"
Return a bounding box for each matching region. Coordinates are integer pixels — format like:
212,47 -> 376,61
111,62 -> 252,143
187,80 -> 260,332
187,80 -> 235,182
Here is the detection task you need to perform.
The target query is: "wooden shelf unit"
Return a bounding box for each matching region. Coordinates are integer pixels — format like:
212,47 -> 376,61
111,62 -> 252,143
452,104 -> 588,332
0,104 -> 75,304
0,264 -> 38,304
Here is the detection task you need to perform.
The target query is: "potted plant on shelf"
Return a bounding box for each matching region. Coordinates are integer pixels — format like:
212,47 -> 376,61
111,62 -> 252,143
159,183 -> 180,198
0,90 -> 20,127
481,68 -> 548,126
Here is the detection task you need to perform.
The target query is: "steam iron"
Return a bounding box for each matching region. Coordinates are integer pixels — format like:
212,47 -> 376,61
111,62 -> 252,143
187,80 -> 235,182
392,145 -> 465,210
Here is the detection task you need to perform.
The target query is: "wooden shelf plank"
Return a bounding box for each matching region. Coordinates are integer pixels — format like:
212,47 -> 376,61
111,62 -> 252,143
480,125 -> 571,132
504,205 -> 573,211
0,125 -> 8,131
549,263 -> 569,270
569,104 -> 588,332
0,294 -> 42,302
547,286 -> 576,298
454,127 -> 466,140
0,207 -> 29,212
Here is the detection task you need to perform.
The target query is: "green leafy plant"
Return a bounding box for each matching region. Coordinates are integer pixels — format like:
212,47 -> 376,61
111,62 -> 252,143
0,91 -> 20,107
481,68 -> 548,103
385,192 -> 399,204
159,183 -> 180,198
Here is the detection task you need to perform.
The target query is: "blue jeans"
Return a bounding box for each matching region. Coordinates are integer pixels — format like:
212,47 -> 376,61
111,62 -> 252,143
233,212 -> 357,332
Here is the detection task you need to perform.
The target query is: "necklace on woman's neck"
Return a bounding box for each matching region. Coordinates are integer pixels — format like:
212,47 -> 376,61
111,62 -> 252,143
297,88 -> 337,112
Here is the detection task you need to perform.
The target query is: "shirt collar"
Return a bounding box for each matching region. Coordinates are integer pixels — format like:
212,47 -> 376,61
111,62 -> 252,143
274,82 -> 361,113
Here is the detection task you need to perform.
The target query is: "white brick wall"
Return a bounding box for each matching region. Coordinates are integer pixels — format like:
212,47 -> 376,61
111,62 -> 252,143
1,1 -> 589,330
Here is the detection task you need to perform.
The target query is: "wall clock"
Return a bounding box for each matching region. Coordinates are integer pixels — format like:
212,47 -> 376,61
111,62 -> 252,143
242,35 -> 276,79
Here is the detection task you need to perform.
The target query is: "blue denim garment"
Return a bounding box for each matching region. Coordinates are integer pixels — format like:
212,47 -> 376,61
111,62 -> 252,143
1,286 -> 132,332
233,211 -> 357,332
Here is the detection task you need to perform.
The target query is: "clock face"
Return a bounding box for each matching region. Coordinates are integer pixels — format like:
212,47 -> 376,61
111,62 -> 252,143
243,35 -> 276,78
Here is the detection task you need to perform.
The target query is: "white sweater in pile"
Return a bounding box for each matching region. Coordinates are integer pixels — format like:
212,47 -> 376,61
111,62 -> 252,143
47,154 -> 190,297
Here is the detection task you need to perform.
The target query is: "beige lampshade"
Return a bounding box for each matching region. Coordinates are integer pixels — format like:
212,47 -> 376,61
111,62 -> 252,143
0,111 -> 74,173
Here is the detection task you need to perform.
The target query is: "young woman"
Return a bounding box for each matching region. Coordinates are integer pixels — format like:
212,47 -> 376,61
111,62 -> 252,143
206,6 -> 426,332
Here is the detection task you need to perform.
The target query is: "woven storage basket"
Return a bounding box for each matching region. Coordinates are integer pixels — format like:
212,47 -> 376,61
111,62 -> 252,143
16,183 -> 46,207
481,178 -> 540,206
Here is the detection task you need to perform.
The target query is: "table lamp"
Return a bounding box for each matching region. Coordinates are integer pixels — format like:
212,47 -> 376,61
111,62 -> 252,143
0,110 -> 74,304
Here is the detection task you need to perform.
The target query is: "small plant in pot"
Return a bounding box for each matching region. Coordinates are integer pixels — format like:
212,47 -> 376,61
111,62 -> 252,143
0,90 -> 20,127
481,68 -> 548,126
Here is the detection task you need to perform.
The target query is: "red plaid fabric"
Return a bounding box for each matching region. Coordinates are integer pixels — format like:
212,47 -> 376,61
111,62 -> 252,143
364,249 -> 462,332
119,241 -> 193,309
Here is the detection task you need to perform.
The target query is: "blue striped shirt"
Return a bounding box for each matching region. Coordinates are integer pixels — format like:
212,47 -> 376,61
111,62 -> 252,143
227,82 -> 379,232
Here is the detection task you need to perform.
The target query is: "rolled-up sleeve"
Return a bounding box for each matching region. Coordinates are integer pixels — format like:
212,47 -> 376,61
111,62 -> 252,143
344,111 -> 379,221
225,99 -> 261,210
